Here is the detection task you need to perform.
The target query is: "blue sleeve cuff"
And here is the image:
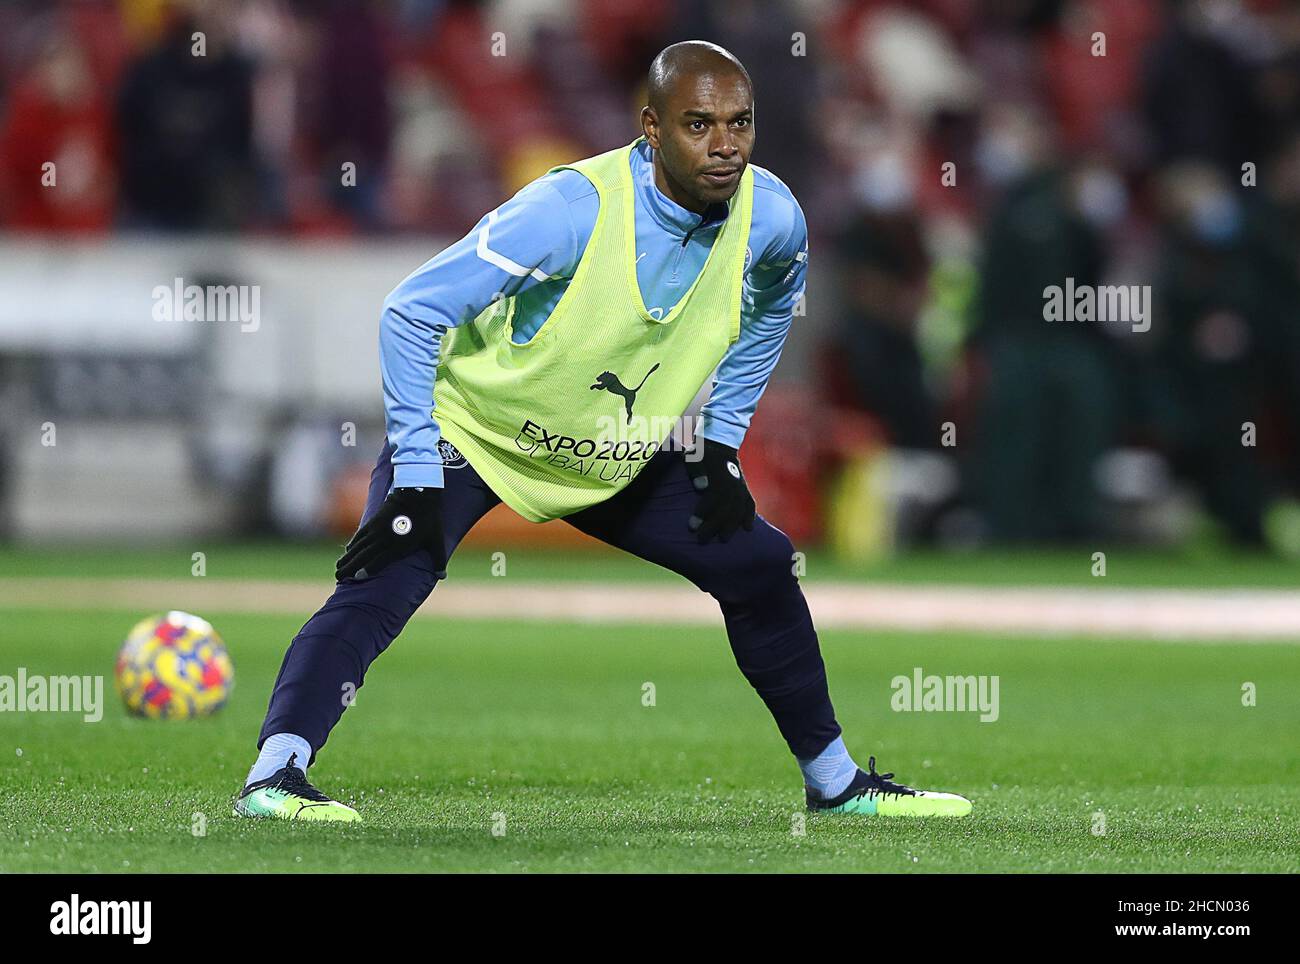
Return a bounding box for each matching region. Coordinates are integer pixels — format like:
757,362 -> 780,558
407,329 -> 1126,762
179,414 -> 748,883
393,462 -> 445,489
699,413 -> 747,450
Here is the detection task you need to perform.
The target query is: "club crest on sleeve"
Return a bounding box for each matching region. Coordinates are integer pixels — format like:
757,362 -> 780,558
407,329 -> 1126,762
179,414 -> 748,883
437,438 -> 468,469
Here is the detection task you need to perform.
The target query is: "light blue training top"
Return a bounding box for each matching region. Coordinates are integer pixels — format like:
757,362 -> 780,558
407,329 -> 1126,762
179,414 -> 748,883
380,137 -> 809,488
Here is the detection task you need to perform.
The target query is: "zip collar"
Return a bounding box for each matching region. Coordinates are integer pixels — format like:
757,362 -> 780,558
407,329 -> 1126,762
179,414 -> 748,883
631,138 -> 729,244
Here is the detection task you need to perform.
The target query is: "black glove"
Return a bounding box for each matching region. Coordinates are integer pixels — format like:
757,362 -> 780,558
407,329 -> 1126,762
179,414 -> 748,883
685,439 -> 756,543
335,486 -> 446,581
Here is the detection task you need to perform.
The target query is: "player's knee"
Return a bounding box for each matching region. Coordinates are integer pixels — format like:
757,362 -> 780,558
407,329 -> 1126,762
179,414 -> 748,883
767,526 -> 801,574
319,558 -> 439,631
754,523 -> 799,580
708,523 -> 799,599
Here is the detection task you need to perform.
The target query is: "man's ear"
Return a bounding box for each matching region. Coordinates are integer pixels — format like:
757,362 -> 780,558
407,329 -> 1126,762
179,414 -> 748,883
640,106 -> 660,149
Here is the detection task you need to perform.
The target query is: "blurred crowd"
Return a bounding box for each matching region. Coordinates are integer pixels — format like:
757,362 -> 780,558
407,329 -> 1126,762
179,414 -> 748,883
2,0 -> 1299,548
808,0 -> 1300,550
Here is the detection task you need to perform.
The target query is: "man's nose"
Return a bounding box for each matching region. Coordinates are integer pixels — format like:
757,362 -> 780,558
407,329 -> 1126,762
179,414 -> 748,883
710,131 -> 739,157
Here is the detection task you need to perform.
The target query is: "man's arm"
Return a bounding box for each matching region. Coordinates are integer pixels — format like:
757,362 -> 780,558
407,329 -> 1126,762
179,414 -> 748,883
698,183 -> 809,449
379,173 -> 585,488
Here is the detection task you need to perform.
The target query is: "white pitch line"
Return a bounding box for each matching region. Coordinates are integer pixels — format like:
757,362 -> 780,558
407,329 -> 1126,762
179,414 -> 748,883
804,585 -> 1300,640
0,579 -> 1297,642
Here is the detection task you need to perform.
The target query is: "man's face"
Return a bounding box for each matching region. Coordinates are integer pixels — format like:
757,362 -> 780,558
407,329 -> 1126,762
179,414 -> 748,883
644,71 -> 755,211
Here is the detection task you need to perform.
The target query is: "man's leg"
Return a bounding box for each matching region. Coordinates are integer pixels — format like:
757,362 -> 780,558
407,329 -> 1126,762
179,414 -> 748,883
562,448 -> 841,762
562,448 -> 972,816
254,439 -> 501,771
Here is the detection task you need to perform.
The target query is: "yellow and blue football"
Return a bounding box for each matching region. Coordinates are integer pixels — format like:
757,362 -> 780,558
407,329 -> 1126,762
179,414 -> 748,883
115,611 -> 234,720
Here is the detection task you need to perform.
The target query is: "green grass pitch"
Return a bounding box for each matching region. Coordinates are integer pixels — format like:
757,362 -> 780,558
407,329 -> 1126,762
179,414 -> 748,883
1,555 -> 1297,872
7,540 -> 1300,587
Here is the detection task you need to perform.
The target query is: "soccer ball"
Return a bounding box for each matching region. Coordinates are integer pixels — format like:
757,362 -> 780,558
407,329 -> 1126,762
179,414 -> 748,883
115,611 -> 234,719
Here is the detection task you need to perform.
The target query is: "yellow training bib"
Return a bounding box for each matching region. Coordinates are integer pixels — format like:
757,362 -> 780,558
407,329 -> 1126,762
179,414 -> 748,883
431,137 -> 754,521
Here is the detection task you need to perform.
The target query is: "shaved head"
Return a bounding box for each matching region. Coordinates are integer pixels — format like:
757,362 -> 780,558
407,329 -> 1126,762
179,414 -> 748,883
641,41 -> 756,213
647,41 -> 752,116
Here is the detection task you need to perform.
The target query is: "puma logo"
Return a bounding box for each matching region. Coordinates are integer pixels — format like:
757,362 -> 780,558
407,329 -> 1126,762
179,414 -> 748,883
590,363 -> 660,422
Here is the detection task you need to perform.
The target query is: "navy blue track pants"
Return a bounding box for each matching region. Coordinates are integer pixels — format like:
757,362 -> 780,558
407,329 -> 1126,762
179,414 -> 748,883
258,440 -> 842,763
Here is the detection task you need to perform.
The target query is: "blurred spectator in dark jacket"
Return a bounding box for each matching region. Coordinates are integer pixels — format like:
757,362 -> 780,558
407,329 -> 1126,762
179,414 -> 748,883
1142,0 -> 1266,168
1257,132 -> 1300,494
304,0 -> 392,231
833,208 -> 935,450
968,105 -> 1117,542
115,11 -> 254,230
1146,162 -> 1294,545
